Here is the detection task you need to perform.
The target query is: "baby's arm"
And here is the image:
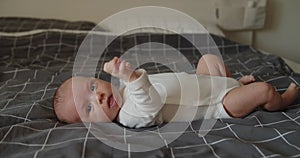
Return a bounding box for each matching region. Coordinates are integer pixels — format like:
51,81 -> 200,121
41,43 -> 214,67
118,69 -> 164,127
104,57 -> 163,127
104,57 -> 139,82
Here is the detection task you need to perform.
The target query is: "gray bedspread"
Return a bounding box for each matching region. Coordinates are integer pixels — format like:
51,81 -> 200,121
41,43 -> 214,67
0,17 -> 300,158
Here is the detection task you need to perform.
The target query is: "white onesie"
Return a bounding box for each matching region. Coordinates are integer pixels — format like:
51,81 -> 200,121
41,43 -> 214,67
117,69 -> 242,128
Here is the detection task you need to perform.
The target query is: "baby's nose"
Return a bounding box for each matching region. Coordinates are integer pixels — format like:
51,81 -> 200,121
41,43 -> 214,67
96,92 -> 105,104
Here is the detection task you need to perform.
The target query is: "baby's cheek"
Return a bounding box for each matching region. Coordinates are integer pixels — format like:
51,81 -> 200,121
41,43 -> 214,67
94,108 -> 112,122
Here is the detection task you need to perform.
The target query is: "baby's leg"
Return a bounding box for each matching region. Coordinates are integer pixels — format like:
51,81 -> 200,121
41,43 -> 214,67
196,54 -> 232,77
196,54 -> 255,84
223,82 -> 298,118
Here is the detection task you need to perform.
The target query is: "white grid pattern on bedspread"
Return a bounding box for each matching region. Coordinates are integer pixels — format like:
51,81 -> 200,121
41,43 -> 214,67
0,18 -> 300,158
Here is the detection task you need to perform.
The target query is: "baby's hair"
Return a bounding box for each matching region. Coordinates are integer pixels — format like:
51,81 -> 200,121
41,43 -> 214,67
53,78 -> 69,123
53,78 -> 81,123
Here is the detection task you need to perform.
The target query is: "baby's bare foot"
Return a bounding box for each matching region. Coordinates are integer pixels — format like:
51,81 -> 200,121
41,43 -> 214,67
239,75 -> 256,85
282,83 -> 298,106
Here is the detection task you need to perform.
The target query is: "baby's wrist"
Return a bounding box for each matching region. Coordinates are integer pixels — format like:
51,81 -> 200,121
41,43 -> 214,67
127,71 -> 139,82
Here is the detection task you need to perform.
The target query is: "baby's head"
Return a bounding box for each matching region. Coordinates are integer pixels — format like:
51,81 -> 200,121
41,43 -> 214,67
53,76 -> 122,123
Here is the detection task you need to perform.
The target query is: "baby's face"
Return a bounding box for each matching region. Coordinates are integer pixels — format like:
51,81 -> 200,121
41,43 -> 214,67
65,77 -> 122,123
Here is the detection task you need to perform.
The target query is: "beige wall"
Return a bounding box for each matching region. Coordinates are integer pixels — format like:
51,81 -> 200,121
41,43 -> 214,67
254,0 -> 300,63
223,0 -> 300,72
222,1 -> 300,64
0,0 -> 216,24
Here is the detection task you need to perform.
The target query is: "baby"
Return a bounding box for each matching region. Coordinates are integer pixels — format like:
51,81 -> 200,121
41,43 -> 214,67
53,54 -> 298,128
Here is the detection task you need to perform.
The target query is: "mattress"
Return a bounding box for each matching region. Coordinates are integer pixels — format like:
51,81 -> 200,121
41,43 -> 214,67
0,17 -> 300,158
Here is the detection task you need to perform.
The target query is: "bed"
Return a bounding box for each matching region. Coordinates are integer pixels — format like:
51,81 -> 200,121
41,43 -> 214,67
0,17 -> 300,158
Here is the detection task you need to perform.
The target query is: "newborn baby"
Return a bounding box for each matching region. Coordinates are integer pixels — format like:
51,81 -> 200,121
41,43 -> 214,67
53,54 -> 298,128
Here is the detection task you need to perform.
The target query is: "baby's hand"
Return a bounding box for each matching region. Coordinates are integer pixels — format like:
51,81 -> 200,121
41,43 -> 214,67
104,57 -> 138,82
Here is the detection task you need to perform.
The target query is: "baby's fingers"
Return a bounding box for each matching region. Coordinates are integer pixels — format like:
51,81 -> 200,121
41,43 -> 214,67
118,61 -> 135,81
103,62 -> 113,74
120,60 -> 133,71
104,57 -> 120,74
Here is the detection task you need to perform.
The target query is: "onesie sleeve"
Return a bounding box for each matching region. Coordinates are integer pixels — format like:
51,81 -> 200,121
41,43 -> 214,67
118,69 -> 163,128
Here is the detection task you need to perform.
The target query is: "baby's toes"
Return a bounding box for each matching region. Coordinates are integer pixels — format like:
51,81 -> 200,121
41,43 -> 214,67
239,75 -> 256,84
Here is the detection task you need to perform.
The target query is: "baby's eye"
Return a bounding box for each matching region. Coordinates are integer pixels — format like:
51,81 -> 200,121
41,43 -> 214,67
87,104 -> 92,113
90,83 -> 96,92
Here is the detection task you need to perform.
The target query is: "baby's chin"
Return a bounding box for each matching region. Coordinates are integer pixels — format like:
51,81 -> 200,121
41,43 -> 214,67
111,86 -> 123,108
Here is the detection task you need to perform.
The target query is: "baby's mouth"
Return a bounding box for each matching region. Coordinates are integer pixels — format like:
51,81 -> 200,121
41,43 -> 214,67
110,86 -> 123,109
108,95 -> 117,109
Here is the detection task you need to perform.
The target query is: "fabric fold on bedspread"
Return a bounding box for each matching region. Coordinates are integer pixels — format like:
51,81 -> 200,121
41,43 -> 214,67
0,17 -> 98,32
